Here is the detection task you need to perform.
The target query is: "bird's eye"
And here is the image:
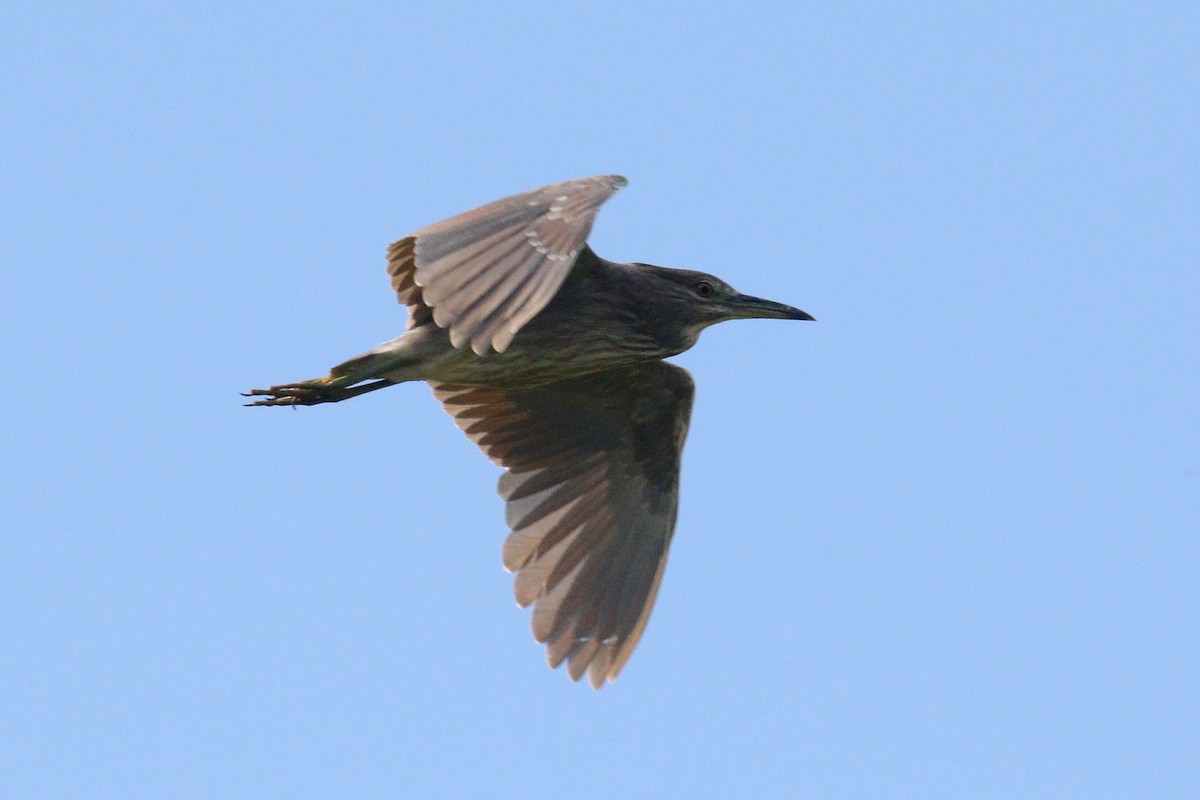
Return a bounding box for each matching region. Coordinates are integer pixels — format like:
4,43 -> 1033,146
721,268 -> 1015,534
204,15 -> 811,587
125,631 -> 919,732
695,281 -> 715,298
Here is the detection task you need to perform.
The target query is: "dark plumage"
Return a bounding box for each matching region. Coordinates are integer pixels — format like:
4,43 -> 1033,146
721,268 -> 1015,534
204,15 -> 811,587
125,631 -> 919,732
246,176 -> 813,688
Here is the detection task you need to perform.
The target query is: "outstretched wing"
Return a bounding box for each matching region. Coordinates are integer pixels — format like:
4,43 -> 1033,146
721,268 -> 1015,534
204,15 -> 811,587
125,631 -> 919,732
387,175 -> 627,354
431,361 -> 694,688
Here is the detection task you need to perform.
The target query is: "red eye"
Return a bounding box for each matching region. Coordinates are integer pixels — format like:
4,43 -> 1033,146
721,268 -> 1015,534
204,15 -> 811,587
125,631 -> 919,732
695,281 -> 715,298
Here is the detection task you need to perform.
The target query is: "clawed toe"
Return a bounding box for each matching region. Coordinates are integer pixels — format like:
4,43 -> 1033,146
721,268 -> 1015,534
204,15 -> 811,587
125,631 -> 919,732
242,379 -> 335,407
243,394 -> 301,407
243,377 -> 395,407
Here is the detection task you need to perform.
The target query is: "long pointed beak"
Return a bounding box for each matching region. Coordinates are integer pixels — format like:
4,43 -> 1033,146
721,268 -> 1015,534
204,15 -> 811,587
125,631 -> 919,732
728,293 -> 815,321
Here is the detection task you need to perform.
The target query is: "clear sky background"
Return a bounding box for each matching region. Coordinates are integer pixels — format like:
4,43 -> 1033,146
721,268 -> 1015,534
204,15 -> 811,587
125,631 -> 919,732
3,3 -> 1197,798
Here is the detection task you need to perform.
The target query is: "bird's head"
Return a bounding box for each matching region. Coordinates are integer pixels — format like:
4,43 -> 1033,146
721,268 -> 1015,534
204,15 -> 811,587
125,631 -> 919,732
636,265 -> 814,345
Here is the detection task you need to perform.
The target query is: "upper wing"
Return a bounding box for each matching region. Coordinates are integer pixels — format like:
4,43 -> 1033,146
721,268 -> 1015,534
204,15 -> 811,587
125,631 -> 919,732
387,175 -> 627,354
431,361 -> 694,688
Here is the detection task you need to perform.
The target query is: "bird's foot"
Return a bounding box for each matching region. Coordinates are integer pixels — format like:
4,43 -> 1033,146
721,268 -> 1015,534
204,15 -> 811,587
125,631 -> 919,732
243,377 -> 396,407
243,377 -> 343,407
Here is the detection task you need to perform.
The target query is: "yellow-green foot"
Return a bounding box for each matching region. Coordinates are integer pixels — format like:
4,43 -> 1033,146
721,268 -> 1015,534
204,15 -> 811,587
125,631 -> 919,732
243,378 -> 394,406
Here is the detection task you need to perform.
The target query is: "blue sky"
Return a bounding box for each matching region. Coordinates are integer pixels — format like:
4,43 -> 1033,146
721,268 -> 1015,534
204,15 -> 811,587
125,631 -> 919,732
3,3 -> 1197,798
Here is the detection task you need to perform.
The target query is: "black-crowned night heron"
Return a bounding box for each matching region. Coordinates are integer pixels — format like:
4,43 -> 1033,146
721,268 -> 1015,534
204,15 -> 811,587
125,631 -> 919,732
247,175 -> 813,688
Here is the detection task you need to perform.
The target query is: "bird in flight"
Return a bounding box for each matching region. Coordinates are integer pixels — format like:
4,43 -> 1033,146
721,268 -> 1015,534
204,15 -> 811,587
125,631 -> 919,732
246,175 -> 813,688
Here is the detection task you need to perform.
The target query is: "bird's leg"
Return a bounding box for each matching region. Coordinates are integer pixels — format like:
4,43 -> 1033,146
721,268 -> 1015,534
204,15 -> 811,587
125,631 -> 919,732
245,330 -> 435,407
243,376 -> 395,407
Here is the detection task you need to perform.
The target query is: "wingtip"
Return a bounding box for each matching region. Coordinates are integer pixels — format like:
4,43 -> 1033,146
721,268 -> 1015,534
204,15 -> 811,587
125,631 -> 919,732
585,174 -> 627,191
588,668 -> 609,690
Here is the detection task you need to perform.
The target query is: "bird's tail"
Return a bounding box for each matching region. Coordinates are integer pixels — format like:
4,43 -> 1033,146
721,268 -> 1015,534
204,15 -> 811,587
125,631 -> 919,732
328,350 -> 397,386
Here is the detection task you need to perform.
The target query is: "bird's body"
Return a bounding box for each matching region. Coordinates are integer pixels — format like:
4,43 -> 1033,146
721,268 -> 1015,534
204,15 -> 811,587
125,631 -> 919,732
335,248 -> 709,389
247,176 -> 812,688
